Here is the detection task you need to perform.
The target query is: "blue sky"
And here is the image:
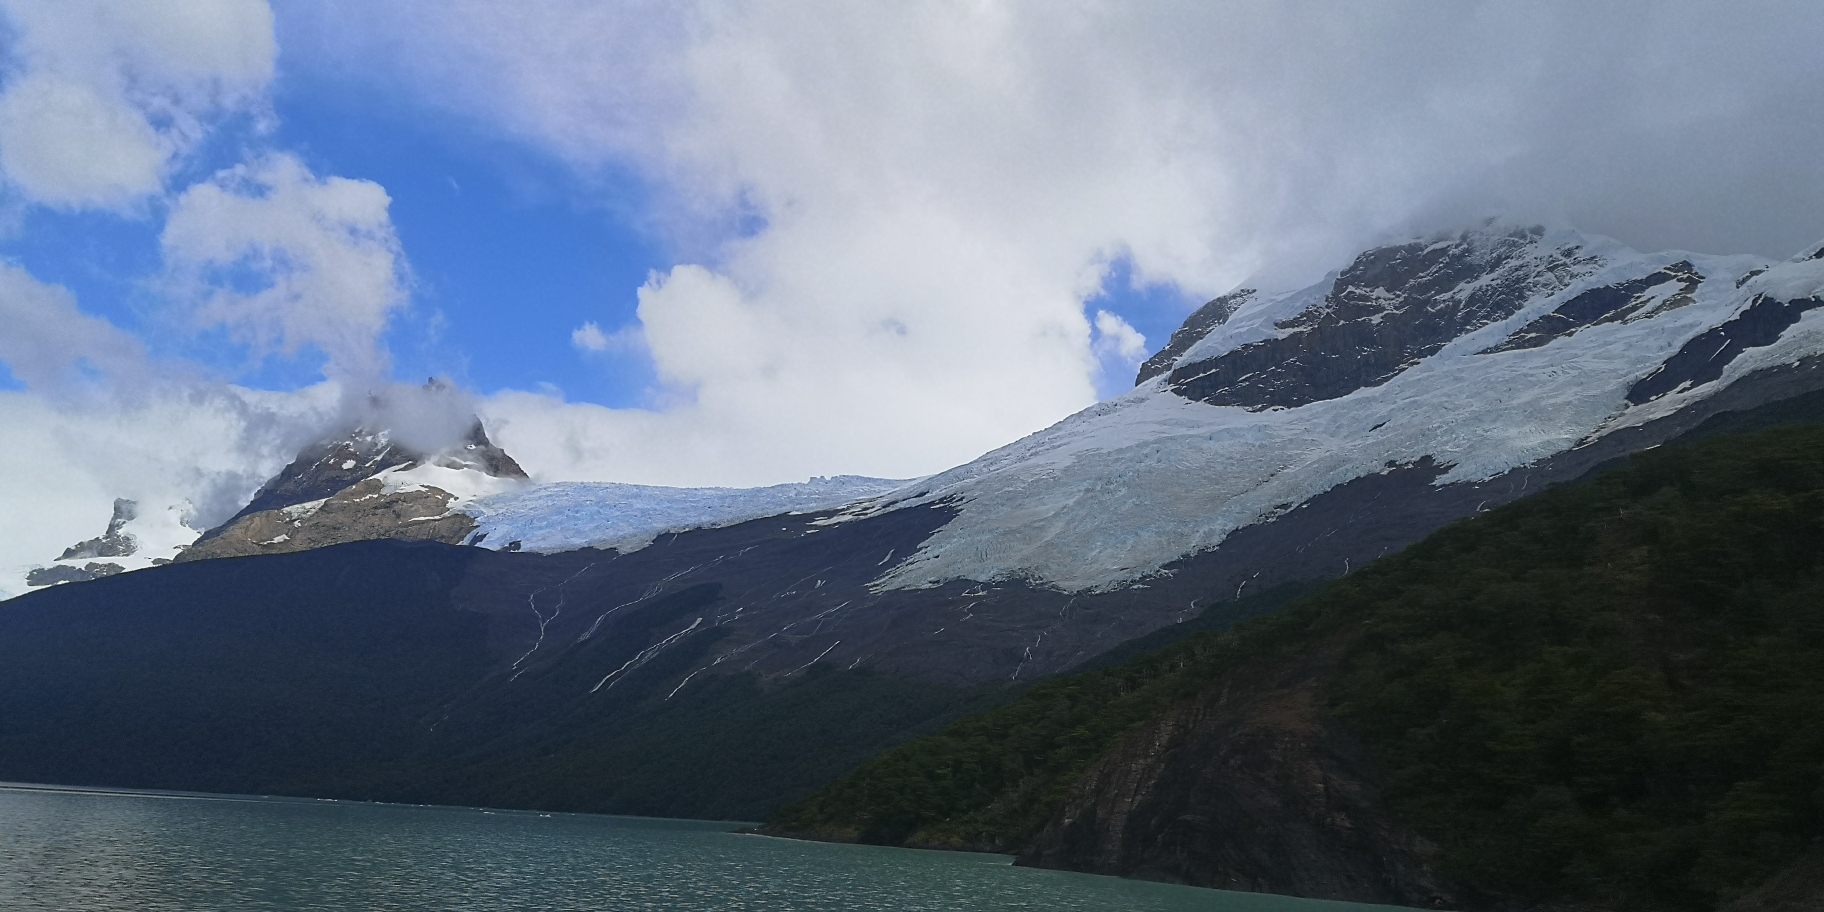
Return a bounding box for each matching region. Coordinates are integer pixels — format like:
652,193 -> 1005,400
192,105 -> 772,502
265,78 -> 677,405
1,22 -> 1197,410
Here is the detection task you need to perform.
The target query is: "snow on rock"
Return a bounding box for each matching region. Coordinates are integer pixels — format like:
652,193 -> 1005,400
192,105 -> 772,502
376,461 -> 529,506
871,226 -> 1815,593
13,499 -> 204,593
461,476 -> 908,554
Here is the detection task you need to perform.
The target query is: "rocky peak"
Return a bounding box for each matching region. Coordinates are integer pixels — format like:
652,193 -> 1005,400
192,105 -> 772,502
206,418 -> 525,540
181,397 -> 529,563
1133,289 -> 1253,385
58,498 -> 138,560
1162,225 -> 1604,410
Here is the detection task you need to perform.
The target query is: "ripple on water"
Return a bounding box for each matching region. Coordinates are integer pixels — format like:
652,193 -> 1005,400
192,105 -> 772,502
0,784 -> 1408,912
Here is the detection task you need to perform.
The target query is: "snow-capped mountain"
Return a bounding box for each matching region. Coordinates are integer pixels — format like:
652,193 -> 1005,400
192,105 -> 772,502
21,498 -> 199,587
17,223 -> 1824,689
858,224 -> 1824,592
9,222 -> 1824,821
174,419 -> 531,562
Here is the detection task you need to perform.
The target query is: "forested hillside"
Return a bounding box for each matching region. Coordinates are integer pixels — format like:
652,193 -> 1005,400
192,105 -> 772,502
767,421 -> 1824,912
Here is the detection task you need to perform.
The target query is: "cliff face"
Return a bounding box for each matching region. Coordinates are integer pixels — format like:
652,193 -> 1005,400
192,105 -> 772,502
1018,638 -> 1455,907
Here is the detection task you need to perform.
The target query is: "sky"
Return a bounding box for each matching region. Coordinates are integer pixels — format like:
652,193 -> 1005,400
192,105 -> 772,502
5,0 -> 1824,591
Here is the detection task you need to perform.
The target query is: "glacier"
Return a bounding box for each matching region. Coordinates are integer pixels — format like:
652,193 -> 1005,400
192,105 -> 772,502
866,226 -> 1824,592
460,475 -> 908,555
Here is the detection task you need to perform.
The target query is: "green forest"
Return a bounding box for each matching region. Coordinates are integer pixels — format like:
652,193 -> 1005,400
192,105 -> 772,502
767,420 -> 1824,912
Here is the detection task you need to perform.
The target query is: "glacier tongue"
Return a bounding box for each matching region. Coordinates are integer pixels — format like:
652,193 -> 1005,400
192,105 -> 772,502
871,227 -> 1814,593
461,475 -> 908,554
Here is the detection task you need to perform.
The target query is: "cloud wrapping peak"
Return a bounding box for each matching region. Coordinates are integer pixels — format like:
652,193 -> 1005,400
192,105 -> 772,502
0,0 -> 275,210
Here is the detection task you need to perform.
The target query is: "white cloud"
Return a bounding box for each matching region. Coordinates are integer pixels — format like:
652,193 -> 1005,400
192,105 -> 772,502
1092,311 -> 1147,364
571,320 -> 645,355
270,1 -> 1824,485
161,153 -> 408,386
0,262 -> 150,393
0,382 -> 339,600
572,321 -> 609,352
0,0 -> 276,210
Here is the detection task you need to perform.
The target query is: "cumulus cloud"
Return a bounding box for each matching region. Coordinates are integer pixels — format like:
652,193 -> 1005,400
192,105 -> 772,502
0,0 -> 275,210
572,321 -> 610,352
161,153 -> 408,385
0,5 -> 450,592
571,320 -> 645,355
1092,311 -> 1147,364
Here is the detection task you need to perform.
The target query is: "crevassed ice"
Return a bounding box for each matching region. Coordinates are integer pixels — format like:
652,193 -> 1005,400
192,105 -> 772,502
870,231 -> 1820,593
461,476 -> 907,554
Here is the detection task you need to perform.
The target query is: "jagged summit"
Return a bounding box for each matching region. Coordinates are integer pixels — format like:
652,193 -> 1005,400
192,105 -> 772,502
211,419 -> 525,535
59,498 -> 139,560
866,223 -> 1824,595
1155,224 -> 1602,408
25,497 -> 194,588
24,499 -> 140,587
181,403 -> 530,562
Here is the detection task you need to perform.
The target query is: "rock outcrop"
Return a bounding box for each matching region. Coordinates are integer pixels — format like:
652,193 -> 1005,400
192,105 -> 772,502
56,498 -> 138,560
25,562 -> 125,587
180,418 -> 525,563
1018,637 -> 1455,907
177,479 -> 479,562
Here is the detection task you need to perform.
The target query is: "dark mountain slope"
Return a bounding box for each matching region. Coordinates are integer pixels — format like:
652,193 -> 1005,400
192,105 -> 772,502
765,419 -> 1824,912
0,538 -> 1009,820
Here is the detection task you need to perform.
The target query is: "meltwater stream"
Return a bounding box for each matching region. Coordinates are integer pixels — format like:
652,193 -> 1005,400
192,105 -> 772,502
0,784 -> 1411,911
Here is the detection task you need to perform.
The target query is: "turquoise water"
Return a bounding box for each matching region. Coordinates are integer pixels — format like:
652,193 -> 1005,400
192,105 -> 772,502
0,783 -> 1406,911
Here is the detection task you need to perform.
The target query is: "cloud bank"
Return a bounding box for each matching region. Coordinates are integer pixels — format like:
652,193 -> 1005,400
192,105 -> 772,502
279,0 -> 1824,486
0,0 -> 274,210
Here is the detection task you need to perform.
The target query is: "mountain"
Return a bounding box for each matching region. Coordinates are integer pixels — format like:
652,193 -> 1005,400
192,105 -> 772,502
175,418 -> 529,562
764,418 -> 1824,912
5,222 -> 1824,828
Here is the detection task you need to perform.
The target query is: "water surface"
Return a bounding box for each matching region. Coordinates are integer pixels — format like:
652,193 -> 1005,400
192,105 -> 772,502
0,783 -> 1407,911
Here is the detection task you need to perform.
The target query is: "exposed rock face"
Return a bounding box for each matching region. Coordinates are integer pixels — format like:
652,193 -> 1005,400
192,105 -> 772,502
1166,226 -> 1600,410
25,562 -> 124,586
57,498 -> 138,560
1018,638 -> 1455,907
1482,259 -> 1703,354
181,418 -> 524,563
178,479 -> 478,562
211,421 -> 525,533
1628,295 -> 1824,404
1134,289 -> 1252,384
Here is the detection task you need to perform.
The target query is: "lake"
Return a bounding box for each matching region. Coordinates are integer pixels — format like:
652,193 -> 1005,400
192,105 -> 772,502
0,782 -> 1410,911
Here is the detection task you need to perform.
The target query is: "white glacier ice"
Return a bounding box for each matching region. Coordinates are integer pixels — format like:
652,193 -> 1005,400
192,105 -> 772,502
866,228 -> 1819,593
461,475 -> 908,554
